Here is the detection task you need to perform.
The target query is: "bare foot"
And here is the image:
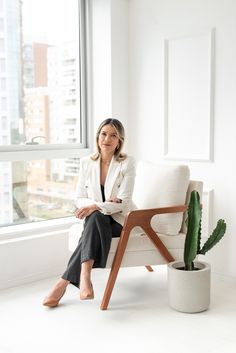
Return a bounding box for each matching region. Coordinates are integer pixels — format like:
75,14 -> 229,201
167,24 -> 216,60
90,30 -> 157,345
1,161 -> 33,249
80,276 -> 94,300
80,259 -> 94,300
43,278 -> 69,307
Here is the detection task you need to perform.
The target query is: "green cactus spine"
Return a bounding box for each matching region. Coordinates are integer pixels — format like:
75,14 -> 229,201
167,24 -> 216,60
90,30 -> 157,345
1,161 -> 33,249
184,190 -> 226,271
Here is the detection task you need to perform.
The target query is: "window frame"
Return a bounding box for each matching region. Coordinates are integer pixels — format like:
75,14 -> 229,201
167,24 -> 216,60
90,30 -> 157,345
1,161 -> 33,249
0,0 -> 91,158
0,0 -> 92,235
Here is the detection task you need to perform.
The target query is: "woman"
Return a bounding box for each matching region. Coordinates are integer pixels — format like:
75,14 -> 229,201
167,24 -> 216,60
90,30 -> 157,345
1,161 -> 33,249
43,118 -> 136,307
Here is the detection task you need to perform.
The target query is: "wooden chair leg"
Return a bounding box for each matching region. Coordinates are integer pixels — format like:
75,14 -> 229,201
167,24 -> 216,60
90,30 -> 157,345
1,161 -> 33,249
100,229 -> 131,310
100,260 -> 121,310
145,265 -> 154,272
142,225 -> 174,262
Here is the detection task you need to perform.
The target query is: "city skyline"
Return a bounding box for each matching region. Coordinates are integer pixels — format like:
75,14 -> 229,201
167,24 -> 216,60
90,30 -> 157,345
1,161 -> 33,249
0,0 -> 81,227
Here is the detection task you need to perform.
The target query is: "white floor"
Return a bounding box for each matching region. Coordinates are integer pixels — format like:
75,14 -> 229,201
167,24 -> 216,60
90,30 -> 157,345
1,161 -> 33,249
0,266 -> 235,353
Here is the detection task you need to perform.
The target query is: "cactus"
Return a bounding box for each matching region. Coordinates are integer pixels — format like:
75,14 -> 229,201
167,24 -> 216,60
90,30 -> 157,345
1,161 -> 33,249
184,191 -> 202,270
183,190 -> 226,271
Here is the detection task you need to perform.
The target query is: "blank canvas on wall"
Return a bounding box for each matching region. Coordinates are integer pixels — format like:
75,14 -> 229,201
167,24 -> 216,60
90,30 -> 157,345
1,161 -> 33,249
202,189 -> 213,238
164,29 -> 215,162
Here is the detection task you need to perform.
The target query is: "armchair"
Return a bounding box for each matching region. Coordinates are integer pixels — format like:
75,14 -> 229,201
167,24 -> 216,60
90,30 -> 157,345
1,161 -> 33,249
69,161 -> 203,310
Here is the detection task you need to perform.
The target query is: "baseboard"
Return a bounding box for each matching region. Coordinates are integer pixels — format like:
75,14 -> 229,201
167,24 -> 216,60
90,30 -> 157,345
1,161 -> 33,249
0,230 -> 70,290
0,268 -> 66,290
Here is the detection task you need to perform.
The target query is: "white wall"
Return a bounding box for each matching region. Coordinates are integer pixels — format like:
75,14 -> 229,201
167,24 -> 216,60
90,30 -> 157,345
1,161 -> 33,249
92,0 -> 129,137
91,0 -> 112,131
127,0 -> 236,278
0,229 -> 70,290
110,0 -> 129,128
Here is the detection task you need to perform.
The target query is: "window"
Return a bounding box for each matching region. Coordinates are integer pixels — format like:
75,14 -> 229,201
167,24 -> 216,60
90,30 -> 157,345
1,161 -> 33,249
1,0 -> 87,147
0,0 -> 90,229
0,58 -> 6,72
0,159 -> 79,227
0,0 -> 3,12
1,116 -> 7,130
0,77 -> 6,90
0,18 -> 4,32
1,97 -> 7,110
0,38 -> 4,52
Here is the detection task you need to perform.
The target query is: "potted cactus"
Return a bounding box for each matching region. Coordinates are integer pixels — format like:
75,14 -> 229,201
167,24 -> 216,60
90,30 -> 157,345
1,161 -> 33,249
168,190 -> 226,313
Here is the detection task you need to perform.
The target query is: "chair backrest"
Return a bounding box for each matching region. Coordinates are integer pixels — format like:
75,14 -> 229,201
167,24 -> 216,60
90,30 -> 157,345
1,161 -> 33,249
132,161 -> 202,236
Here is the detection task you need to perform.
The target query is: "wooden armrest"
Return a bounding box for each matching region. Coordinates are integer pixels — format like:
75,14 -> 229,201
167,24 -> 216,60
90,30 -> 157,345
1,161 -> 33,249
123,205 -> 187,232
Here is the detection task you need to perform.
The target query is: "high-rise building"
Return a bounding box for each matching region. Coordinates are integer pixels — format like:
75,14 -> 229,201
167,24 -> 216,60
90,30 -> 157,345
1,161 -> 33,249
0,0 -> 23,226
22,41 -> 80,220
23,41 -> 49,89
48,41 -> 81,146
48,41 -> 80,180
0,0 -> 23,145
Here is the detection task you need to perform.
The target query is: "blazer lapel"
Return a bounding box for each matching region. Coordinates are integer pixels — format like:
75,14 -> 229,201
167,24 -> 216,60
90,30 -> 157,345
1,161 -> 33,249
90,158 -> 103,202
104,157 -> 121,199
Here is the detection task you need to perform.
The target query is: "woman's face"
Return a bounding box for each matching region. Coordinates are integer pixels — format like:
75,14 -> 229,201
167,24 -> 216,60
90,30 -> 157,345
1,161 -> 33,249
98,124 -> 120,156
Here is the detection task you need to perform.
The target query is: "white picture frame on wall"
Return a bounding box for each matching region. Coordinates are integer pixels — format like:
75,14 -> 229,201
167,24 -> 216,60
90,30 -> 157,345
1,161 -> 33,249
202,189 -> 213,238
163,28 -> 215,162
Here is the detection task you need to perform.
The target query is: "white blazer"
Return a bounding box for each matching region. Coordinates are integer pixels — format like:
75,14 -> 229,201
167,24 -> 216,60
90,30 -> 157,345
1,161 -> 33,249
75,155 -> 136,225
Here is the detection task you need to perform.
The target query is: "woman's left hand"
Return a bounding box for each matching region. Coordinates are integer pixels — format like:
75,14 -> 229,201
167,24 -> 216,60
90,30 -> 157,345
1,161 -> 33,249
75,205 -> 99,219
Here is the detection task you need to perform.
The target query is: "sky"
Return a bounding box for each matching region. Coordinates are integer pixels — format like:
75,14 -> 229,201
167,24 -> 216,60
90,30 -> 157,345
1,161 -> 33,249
21,0 -> 79,44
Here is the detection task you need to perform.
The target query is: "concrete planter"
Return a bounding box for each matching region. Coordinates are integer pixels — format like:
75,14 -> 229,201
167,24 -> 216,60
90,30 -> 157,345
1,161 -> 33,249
168,261 -> 211,313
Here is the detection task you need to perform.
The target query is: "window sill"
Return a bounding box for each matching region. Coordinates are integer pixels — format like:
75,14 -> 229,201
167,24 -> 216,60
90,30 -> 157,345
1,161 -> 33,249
0,216 -> 80,242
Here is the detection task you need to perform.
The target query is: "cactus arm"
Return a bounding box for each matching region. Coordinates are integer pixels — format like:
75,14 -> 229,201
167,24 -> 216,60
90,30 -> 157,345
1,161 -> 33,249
184,191 -> 202,270
199,219 -> 226,255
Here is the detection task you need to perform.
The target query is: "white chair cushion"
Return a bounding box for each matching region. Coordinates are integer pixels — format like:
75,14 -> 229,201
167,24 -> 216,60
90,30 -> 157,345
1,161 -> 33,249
132,161 -> 190,235
107,232 -> 186,267
68,223 -> 186,268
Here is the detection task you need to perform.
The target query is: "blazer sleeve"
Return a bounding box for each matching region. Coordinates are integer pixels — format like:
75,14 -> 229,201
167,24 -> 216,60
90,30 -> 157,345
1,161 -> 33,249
95,156 -> 136,216
74,157 -> 94,208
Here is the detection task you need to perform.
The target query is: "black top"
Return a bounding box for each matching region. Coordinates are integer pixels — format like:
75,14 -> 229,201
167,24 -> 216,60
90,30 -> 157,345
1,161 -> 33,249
101,184 -> 105,202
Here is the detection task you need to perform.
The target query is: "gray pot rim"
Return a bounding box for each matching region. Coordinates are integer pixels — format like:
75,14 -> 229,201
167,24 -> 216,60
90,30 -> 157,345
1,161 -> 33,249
168,260 -> 211,272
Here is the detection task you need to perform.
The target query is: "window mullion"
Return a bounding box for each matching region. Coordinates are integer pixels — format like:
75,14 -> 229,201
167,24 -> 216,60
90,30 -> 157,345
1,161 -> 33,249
0,147 -> 90,162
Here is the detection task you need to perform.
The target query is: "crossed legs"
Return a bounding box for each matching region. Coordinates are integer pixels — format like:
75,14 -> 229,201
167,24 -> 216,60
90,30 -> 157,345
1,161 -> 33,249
43,212 -> 121,307
43,259 -> 95,307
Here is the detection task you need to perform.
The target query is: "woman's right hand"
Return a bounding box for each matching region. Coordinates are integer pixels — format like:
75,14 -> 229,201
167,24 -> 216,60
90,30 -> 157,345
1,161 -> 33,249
75,204 -> 100,219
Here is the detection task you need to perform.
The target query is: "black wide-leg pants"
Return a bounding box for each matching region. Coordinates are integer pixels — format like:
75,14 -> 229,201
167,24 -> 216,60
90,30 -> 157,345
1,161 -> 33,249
62,211 -> 122,287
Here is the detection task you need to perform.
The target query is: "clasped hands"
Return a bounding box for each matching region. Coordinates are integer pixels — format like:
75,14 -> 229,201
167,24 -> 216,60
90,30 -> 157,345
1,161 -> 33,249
75,197 -> 122,219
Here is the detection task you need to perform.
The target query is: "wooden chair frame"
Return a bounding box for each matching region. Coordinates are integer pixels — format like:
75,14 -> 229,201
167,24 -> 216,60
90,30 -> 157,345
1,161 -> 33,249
100,204 -> 187,310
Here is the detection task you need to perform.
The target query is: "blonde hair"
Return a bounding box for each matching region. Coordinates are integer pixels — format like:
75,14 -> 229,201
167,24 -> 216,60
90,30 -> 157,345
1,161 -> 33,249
91,118 -> 127,162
